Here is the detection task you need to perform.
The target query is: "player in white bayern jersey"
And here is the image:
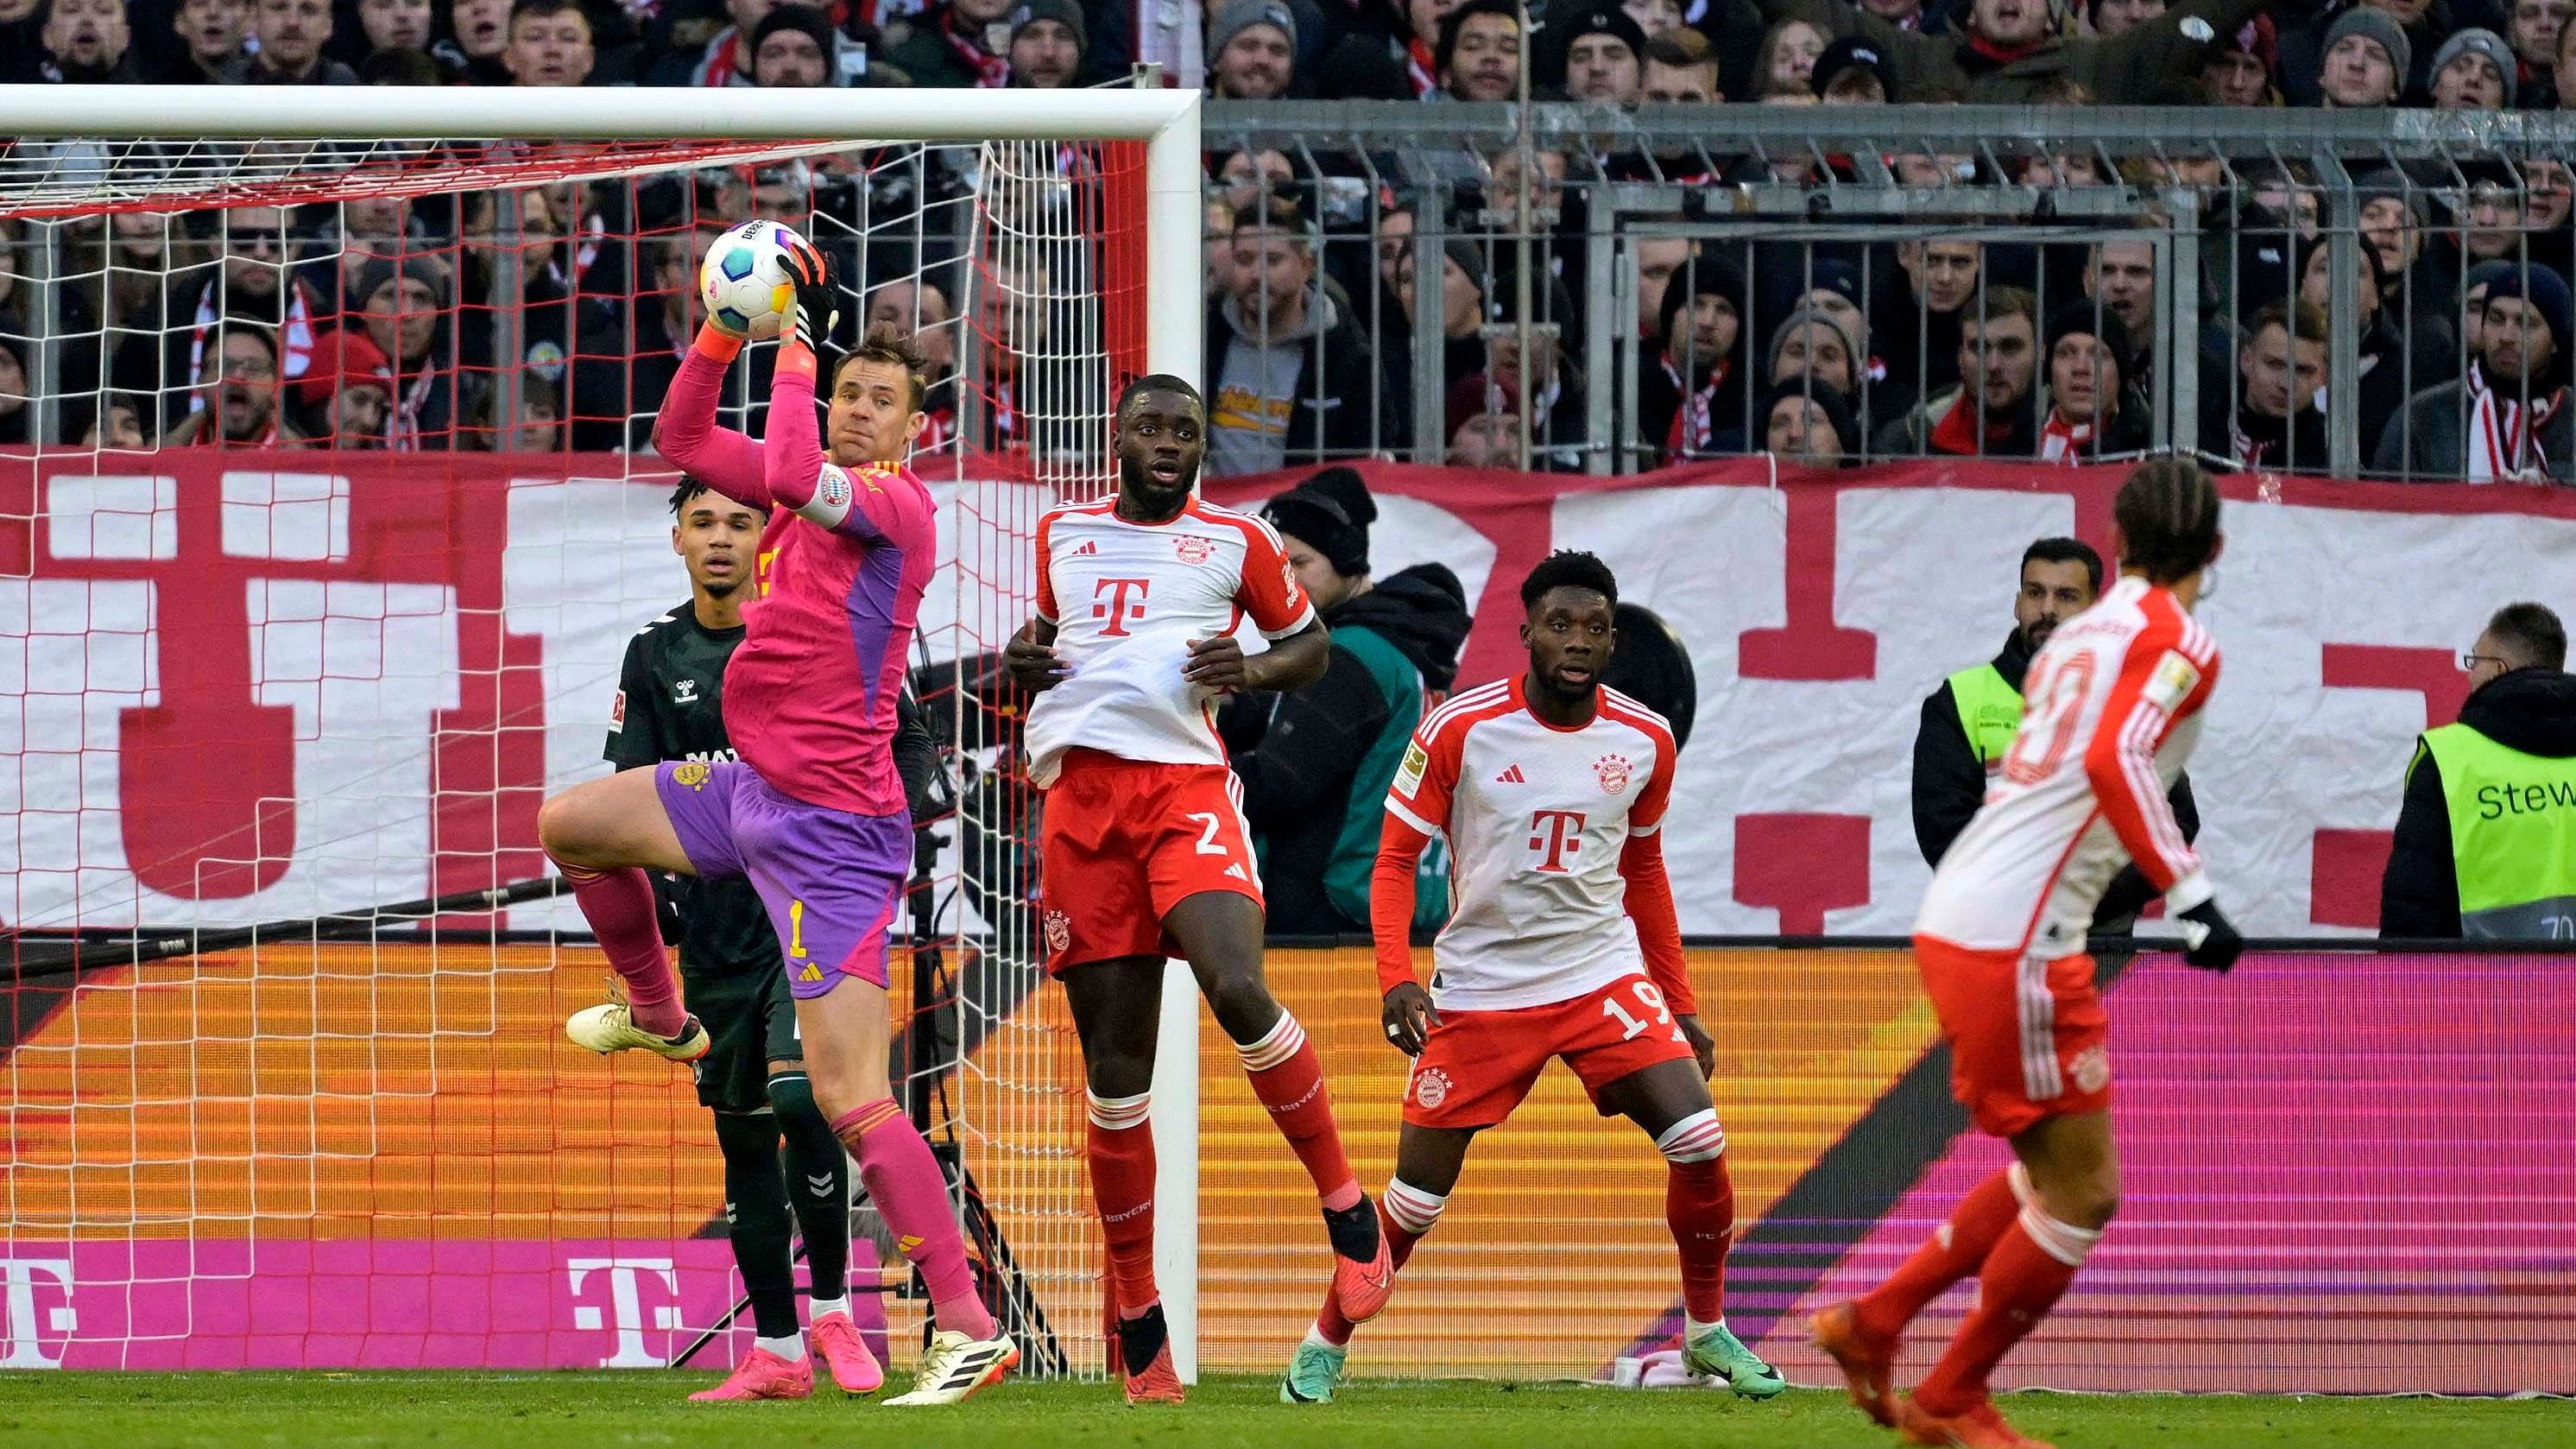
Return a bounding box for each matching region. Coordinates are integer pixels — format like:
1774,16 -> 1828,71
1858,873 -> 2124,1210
1001,376 -> 1392,1406
1278,551 -> 1783,1406
1814,461 -> 2245,1449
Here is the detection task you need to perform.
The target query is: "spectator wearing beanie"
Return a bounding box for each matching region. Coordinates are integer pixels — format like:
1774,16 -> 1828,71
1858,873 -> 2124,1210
1638,256 -> 1751,463
2201,15 -> 2282,103
1006,0 -> 1083,87
1220,468 -> 1472,936
1548,6 -> 1649,103
1758,375 -> 1862,465
2377,265 -> 2576,482
748,5 -> 844,86
2431,27 -> 2516,108
1745,0 -> 2265,104
2287,3 -> 2414,108
1810,34 -> 1899,100
294,327 -> 395,448
2038,302 -> 2149,460
1208,0 -> 1300,98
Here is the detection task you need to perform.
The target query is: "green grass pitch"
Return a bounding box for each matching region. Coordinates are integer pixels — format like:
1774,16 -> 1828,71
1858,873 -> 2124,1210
3,1372 -> 2567,1448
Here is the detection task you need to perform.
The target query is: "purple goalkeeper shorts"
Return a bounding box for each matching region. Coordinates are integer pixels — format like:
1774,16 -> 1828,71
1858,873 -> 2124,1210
653,758 -> 909,998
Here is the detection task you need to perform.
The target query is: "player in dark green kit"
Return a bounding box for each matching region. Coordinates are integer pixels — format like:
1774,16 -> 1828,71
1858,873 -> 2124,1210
598,478 -> 941,1402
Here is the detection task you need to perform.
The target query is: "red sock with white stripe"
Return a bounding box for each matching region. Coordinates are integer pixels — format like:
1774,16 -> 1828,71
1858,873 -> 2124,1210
551,857 -> 684,1038
1237,1011 -> 1362,1211
1655,1110 -> 1735,1326
1910,1196 -> 2101,1416
1311,1179 -> 1440,1348
1852,1165 -> 2028,1343
1085,1089 -> 1159,1317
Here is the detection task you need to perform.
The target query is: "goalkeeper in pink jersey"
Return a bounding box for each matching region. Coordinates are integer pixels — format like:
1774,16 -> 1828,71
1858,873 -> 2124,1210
535,242 -> 1017,1406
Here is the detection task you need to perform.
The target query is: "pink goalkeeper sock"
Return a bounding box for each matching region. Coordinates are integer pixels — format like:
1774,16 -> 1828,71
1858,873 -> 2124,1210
836,1099 -> 999,1341
553,858 -> 683,1037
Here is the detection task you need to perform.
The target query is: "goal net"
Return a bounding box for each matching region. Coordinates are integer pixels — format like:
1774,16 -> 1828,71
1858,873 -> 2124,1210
0,86 -> 1198,1377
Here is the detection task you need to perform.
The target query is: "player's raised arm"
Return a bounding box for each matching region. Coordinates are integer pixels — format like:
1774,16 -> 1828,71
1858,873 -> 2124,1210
651,320 -> 773,509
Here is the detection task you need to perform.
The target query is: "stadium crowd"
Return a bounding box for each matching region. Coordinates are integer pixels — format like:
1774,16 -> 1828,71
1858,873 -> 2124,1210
0,0 -> 2571,480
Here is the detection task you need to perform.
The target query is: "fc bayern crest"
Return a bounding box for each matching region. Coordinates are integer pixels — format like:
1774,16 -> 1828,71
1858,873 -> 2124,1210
1593,753 -> 1632,795
1412,1066 -> 1451,1109
1174,535 -> 1216,565
816,465 -> 854,511
1043,910 -> 1071,954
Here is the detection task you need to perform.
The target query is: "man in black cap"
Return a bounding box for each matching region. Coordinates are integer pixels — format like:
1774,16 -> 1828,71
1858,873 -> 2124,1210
748,4 -> 843,86
2037,302 -> 2148,460
1006,0 -> 1083,86
1550,6 -> 1647,102
1222,468 -> 1473,937
1810,34 -> 1897,100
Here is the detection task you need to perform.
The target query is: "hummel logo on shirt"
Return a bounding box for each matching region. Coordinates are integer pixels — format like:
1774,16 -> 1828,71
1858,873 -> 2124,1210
1495,764 -> 1526,783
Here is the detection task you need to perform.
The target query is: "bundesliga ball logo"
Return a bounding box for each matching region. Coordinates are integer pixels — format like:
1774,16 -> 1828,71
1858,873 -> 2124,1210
698,219 -> 803,340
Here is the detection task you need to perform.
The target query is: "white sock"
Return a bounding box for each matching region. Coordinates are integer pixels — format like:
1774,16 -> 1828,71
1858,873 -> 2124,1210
1302,1324 -> 1341,1351
808,1295 -> 849,1321
755,1332 -> 808,1362
1685,1313 -> 1727,1338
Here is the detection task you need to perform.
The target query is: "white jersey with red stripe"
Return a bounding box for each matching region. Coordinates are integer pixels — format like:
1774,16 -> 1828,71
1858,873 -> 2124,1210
1024,496 -> 1316,788
1386,676 -> 1680,1012
1916,575 -> 2221,961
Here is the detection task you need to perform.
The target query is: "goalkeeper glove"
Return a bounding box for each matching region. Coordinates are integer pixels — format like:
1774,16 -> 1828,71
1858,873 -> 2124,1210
2175,898 -> 2242,974
783,240 -> 838,357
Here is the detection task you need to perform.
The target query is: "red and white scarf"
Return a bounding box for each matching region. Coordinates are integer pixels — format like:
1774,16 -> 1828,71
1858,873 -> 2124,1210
2467,379 -> 2562,483
1660,355 -> 1728,459
2037,409 -> 2093,464
388,361 -> 440,452
1404,35 -> 1438,98
940,9 -> 1011,87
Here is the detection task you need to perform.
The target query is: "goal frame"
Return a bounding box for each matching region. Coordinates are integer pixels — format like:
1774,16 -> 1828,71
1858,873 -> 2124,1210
0,82 -> 1207,1380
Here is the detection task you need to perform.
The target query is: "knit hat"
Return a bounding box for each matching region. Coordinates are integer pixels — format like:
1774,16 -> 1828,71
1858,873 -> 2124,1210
1209,0 -> 1296,57
1009,0 -> 1087,50
2352,167 -> 2424,225
354,256 -> 448,312
1545,6 -> 1647,87
2487,265 -> 2574,351
1261,465 -> 1377,578
751,3 -> 841,76
1655,254 -> 1747,348
1810,35 -> 1897,101
295,327 -> 393,408
1440,237 -> 1489,301
2431,27 -> 2515,106
2462,257 -> 2519,305
1765,305 -> 1860,383
2043,301 -> 2134,379
2216,12 -> 2278,66
1758,376 -> 1859,459
2325,7 -> 2410,92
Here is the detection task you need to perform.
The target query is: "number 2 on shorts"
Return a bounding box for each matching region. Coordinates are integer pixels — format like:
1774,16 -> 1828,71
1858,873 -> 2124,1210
1602,979 -> 1676,1041
1184,811 -> 1229,857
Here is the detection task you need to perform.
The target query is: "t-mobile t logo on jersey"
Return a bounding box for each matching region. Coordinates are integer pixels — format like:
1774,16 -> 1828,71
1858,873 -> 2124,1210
1528,809 -> 1588,873
1092,577 -> 1151,636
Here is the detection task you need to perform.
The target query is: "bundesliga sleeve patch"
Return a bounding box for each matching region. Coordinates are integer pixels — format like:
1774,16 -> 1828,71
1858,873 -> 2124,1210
1394,739 -> 1429,799
609,689 -> 626,731
2144,650 -> 2201,713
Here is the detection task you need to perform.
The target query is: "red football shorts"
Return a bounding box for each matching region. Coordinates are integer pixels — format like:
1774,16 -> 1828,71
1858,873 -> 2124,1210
1403,973 -> 1697,1130
1914,933 -> 2112,1139
1039,748 -> 1263,976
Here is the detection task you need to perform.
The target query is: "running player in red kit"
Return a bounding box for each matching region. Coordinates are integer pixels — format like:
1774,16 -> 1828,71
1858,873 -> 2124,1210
536,244 -> 1016,1405
1001,376 -> 1391,1405
1279,551 -> 1783,1405
1812,460 -> 2245,1449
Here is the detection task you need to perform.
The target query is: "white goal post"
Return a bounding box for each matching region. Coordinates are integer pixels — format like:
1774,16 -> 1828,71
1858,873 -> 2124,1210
0,83 -> 1204,1379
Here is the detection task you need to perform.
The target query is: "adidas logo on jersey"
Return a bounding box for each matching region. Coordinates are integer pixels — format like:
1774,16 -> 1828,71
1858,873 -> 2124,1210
1070,540 -> 1099,556
1494,764 -> 1526,783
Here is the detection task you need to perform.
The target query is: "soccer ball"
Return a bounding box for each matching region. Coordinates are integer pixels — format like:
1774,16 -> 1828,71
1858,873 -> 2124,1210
698,219 -> 803,339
